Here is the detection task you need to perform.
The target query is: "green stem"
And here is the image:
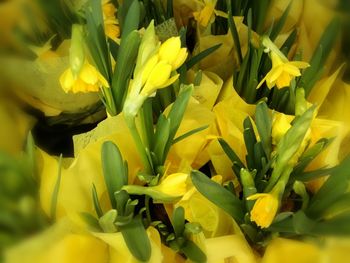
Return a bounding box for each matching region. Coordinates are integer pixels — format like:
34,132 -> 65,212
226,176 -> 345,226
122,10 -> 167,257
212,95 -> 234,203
145,195 -> 152,224
126,117 -> 153,174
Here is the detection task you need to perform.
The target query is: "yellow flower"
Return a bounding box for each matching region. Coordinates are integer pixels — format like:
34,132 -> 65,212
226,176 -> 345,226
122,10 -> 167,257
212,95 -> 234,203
158,37 -> 188,70
141,59 -> 178,97
60,61 -> 109,94
122,173 -> 189,203
124,33 -> 187,118
247,189 -> 280,228
257,51 -> 310,89
193,4 -> 215,27
102,0 -> 120,40
272,113 -> 292,145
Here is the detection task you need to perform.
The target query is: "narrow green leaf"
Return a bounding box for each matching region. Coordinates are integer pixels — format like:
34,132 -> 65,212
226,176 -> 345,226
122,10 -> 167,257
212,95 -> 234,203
112,30 -> 141,112
121,0 -> 140,39
269,2 -> 292,40
101,141 -> 128,208
120,216 -> 151,262
265,106 -> 316,192
92,184 -> 103,218
301,18 -> 340,95
181,240 -> 207,263
255,102 -> 272,158
227,0 -> 243,64
243,117 -> 257,169
307,156 -> 350,219
173,207 -> 185,237
191,170 -> 244,223
172,125 -> 209,145
185,44 -> 222,69
153,116 -> 171,164
163,85 -> 193,158
218,138 -> 245,169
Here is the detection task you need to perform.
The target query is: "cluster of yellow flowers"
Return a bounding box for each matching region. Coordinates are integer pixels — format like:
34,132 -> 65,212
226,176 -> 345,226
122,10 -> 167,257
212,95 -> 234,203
1,0 -> 350,263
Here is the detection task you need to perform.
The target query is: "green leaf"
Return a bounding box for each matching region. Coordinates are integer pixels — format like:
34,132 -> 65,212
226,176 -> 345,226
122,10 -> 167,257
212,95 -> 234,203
121,0 -> 141,39
92,184 -> 103,217
243,117 -> 257,169
50,154 -> 62,221
218,138 -> 245,169
99,209 -> 118,233
173,206 -> 185,237
80,212 -> 102,232
101,141 -> 128,208
153,115 -> 171,164
181,240 -> 207,263
255,102 -> 272,158
265,106 -> 316,192
227,0 -> 243,63
300,18 -> 340,96
163,85 -> 193,159
185,44 -> 222,69
191,170 -> 244,223
269,2 -> 292,41
307,156 -> 350,219
120,216 -> 151,262
112,30 -> 141,112
172,125 -> 209,145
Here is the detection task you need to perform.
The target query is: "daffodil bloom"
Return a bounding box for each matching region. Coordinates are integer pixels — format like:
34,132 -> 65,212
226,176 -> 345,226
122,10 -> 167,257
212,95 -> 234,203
257,36 -> 310,90
102,0 -> 120,41
247,182 -> 284,228
60,61 -> 109,93
257,51 -> 310,89
122,173 -> 189,203
59,24 -> 109,94
124,30 -> 188,118
193,1 -> 216,27
271,113 -> 292,145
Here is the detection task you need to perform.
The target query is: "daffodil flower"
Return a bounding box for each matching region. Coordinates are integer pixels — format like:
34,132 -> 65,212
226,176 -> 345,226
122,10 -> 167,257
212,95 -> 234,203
123,25 -> 188,119
102,0 -> 120,41
122,173 -> 189,203
60,61 -> 109,94
59,25 -> 109,94
247,182 -> 284,228
257,36 -> 310,89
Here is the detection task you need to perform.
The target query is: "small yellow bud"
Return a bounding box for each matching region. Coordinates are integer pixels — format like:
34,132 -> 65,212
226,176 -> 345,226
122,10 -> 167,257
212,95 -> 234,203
141,61 -> 173,96
247,193 -> 279,228
247,181 -> 285,228
158,37 -> 188,70
272,113 -> 292,145
154,173 -> 188,197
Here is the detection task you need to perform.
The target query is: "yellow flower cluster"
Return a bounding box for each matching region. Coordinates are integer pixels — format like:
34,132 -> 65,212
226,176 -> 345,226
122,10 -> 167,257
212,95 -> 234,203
2,0 -> 350,263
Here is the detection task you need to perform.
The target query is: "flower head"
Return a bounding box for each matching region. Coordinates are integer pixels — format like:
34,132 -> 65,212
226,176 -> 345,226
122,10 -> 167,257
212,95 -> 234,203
60,61 -> 109,93
247,192 -> 279,228
59,24 -> 109,94
123,27 -> 187,119
102,0 -> 120,41
247,182 -> 285,229
257,36 -> 310,90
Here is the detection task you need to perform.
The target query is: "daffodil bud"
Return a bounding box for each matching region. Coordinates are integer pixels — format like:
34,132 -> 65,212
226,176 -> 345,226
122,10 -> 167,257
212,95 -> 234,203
272,113 -> 292,145
158,37 -> 188,70
70,24 -> 85,78
247,182 -> 283,228
141,61 -> 173,96
122,173 -> 188,202
134,21 -> 160,76
153,173 -> 188,197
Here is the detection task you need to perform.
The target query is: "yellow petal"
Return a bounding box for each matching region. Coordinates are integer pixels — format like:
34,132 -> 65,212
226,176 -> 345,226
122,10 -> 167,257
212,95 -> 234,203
158,37 -> 181,66
142,61 -> 172,95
